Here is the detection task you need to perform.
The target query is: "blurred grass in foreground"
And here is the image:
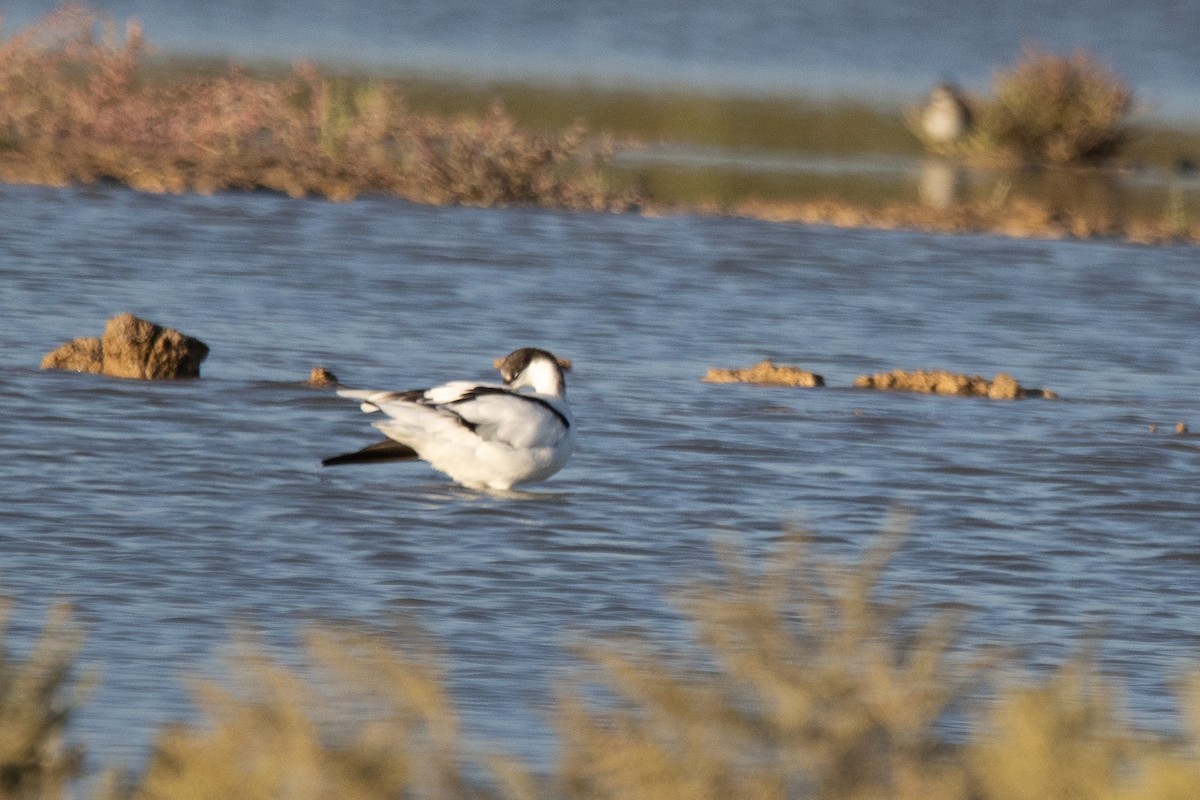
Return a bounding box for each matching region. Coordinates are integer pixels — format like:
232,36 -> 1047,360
0,601 -> 85,800
7,529 -> 1200,799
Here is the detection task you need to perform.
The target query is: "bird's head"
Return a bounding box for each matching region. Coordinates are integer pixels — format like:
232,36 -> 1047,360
496,348 -> 571,396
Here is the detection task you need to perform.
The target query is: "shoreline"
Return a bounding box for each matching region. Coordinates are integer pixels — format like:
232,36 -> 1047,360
380,70 -> 1199,245
3,159 -> 1196,248
2,38 -> 1197,245
4,155 -> 1194,248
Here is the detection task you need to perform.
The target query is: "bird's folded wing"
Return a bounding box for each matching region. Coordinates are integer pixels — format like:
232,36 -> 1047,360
447,390 -> 570,448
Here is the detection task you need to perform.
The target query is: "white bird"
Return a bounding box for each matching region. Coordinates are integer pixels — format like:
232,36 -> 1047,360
323,348 -> 575,492
919,83 -> 973,144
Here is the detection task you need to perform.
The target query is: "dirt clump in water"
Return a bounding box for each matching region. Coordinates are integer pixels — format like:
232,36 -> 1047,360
306,367 -> 340,387
703,360 -> 825,388
853,369 -> 1055,399
42,313 -> 209,379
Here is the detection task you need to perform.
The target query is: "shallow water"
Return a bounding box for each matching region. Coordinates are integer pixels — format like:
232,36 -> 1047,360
1,182 -> 1198,769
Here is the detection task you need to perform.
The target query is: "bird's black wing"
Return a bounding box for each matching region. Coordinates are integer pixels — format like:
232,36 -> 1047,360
322,438 -> 419,467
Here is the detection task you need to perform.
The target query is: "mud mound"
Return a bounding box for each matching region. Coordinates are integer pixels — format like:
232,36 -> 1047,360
42,313 -> 208,379
703,360 -> 825,388
853,369 -> 1055,399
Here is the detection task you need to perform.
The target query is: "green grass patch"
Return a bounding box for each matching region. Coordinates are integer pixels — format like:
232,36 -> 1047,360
377,74 -> 922,156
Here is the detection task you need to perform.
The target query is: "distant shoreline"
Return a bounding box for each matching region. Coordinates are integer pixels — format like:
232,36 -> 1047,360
251,67 -> 1200,246
2,34 -> 1197,245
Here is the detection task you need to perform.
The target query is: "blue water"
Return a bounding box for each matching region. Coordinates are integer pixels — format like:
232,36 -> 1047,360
3,0 -> 1200,119
1,181 -> 1198,771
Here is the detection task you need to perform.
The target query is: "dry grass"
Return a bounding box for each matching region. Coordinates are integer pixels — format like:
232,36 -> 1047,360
968,666 -> 1200,800
0,601 -> 86,800
911,47 -> 1137,167
0,6 -> 635,208
127,629 -> 485,800
558,528 -> 977,800
552,532 -> 1200,800
980,46 -> 1134,166
7,530 -> 1200,799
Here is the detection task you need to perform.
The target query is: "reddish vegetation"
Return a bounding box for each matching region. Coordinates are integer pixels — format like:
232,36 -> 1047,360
0,5 -> 636,208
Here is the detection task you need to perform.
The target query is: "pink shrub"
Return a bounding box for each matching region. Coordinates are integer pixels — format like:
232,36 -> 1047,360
0,5 -> 635,208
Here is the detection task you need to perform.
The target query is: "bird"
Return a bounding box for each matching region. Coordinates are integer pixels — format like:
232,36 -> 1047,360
322,348 -> 574,492
918,83 -> 973,144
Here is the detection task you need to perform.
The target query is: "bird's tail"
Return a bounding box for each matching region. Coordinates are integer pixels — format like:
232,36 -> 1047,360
322,438 -> 418,467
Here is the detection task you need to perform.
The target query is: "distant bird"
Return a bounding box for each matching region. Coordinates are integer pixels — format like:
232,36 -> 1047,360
323,348 -> 574,491
919,83 -> 973,144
